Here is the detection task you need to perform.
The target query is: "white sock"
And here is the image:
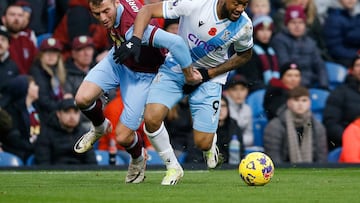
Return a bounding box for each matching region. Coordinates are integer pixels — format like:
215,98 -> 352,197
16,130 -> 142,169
144,122 -> 179,169
94,119 -> 108,134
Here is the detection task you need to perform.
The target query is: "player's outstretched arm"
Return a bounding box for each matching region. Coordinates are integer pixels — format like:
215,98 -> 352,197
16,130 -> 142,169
132,2 -> 164,40
208,48 -> 253,79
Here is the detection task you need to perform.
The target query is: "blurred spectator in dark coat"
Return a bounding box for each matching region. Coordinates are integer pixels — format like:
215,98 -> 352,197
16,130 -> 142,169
323,55 -> 360,150
217,96 -> 244,163
29,38 -> 69,122
35,98 -> 97,165
323,0 -> 360,67
0,75 -> 40,162
264,86 -> 327,164
236,15 -> 279,93
0,26 -> 18,93
271,5 -> 328,89
272,0 -> 330,60
264,62 -> 302,120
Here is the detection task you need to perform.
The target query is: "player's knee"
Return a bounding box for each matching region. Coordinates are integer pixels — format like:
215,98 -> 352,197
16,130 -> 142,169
143,114 -> 162,133
75,92 -> 93,108
115,128 -> 131,146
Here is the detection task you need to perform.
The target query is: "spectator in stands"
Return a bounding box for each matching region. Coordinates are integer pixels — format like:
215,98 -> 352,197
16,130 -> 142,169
248,0 -> 271,18
64,35 -> 96,129
16,0 -> 49,35
224,74 -> 254,151
14,1 -> 37,46
217,96 -> 243,163
0,26 -> 19,93
236,15 -> 279,92
53,0 -> 110,61
273,0 -> 330,60
35,98 -> 97,165
271,5 -> 328,89
264,86 -> 328,164
64,35 -> 95,97
0,75 -> 40,162
323,0 -> 360,67
2,3 -> 37,74
323,54 -> 360,150
29,37 -> 69,122
264,62 -> 302,120
339,117 -> 360,163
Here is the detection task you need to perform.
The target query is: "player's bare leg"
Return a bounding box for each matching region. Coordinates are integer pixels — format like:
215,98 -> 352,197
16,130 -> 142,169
74,81 -> 113,153
194,131 -> 223,169
115,123 -> 147,184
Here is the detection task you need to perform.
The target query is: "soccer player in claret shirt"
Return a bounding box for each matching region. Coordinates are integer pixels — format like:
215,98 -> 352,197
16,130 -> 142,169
116,0 -> 253,185
73,0 -> 201,184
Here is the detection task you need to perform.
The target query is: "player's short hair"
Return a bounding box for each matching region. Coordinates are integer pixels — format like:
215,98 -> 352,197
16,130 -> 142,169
88,0 -> 114,6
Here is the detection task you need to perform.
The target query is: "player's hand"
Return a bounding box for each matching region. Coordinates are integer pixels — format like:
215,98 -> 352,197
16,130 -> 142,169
182,68 -> 210,94
113,36 -> 141,64
184,69 -> 202,85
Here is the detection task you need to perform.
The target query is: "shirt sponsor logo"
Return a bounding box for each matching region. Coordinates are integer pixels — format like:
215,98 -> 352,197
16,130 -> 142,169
188,33 -> 222,52
125,0 -> 139,12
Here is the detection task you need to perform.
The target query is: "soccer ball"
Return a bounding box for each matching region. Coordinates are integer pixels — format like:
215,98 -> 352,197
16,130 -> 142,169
238,152 -> 274,186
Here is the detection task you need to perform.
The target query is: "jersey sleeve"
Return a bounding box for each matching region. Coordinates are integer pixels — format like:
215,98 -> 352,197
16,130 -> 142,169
162,0 -> 196,19
233,19 -> 254,53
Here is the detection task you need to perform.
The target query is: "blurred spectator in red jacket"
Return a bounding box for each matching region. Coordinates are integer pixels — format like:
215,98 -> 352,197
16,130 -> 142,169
53,0 -> 110,61
339,118 -> 360,163
2,3 -> 37,74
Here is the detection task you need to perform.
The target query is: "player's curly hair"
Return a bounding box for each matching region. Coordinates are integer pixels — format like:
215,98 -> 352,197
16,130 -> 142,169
0,108 -> 12,135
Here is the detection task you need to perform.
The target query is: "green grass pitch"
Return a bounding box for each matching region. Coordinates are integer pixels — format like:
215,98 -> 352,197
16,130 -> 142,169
0,168 -> 359,203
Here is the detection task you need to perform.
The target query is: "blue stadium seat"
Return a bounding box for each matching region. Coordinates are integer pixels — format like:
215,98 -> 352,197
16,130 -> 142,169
26,154 -> 35,166
252,118 -> 267,147
328,147 -> 342,163
146,150 -> 164,165
36,33 -> 52,47
95,150 -> 126,166
246,89 -> 267,148
309,88 -> 330,122
0,152 -> 24,167
325,61 -> 347,90
95,150 -> 109,165
246,89 -> 267,120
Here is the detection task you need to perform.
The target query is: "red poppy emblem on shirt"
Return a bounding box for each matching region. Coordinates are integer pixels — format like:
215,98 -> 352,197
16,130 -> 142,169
208,27 -> 217,36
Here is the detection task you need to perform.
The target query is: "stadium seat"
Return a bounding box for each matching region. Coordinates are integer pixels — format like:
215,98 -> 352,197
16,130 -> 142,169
328,147 -> 342,163
26,154 -> 35,166
325,61 -> 347,90
246,89 -> 267,120
309,88 -> 330,122
246,89 -> 267,148
146,150 -> 164,165
252,118 -> 267,148
36,33 -> 52,47
0,152 -> 24,167
95,150 -> 109,165
95,150 -> 125,165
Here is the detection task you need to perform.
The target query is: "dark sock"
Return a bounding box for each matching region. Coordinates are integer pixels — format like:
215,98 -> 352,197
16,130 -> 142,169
80,99 -> 105,126
126,132 -> 143,159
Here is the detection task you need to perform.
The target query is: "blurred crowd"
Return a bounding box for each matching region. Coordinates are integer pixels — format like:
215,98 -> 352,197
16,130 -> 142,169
1,0 -> 360,166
